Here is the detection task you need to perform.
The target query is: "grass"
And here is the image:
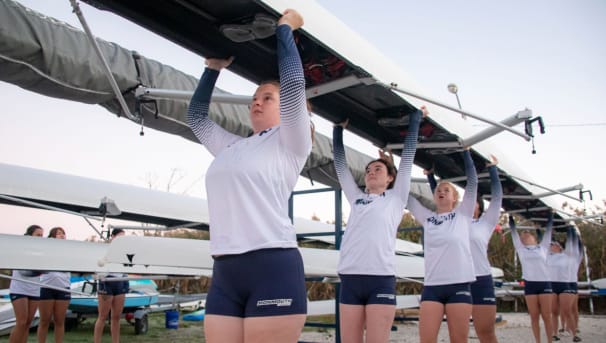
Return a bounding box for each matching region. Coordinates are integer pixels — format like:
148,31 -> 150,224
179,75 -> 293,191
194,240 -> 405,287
0,313 -> 338,342
0,312 -> 205,343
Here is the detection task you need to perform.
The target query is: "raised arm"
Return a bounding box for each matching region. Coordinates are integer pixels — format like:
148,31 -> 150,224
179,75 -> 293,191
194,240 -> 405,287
481,158 -> 503,231
566,226 -> 584,264
575,228 -> 584,265
457,149 -> 478,217
333,124 -> 363,201
392,109 -> 422,204
535,227 -> 544,242
564,226 -> 576,257
509,215 -> 523,252
276,11 -> 311,158
425,170 -> 437,194
406,194 -> 433,227
539,212 -> 554,249
187,59 -> 241,155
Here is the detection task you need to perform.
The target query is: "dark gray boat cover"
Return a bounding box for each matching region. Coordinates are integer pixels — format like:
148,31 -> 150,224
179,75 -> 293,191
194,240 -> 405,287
0,0 -> 433,206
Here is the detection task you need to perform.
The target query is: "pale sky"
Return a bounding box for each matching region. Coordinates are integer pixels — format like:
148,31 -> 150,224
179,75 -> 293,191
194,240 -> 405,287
0,0 -> 604,240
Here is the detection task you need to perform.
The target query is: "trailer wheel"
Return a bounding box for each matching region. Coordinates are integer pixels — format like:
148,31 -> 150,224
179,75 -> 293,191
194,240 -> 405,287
134,314 -> 148,335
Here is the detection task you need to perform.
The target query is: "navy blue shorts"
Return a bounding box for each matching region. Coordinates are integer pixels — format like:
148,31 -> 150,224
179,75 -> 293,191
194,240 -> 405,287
569,282 -> 578,294
339,274 -> 396,306
205,248 -> 307,318
421,282 -> 472,304
10,293 -> 40,301
524,281 -> 553,295
40,287 -> 71,300
471,274 -> 496,305
552,282 -> 575,295
98,278 -> 129,296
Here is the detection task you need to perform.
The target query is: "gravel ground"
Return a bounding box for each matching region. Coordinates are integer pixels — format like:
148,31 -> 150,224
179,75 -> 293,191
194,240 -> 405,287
298,313 -> 606,342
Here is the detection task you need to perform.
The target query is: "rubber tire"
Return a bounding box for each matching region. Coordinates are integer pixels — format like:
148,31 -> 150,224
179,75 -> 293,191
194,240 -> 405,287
134,314 -> 148,335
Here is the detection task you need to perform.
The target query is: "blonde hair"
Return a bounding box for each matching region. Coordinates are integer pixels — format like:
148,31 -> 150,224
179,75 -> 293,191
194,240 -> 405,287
435,181 -> 460,207
254,81 -> 315,143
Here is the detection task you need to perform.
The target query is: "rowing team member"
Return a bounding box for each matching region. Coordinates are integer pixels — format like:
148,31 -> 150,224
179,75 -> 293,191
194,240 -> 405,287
94,228 -> 129,343
38,227 -> 71,343
187,8 -> 311,343
332,105 -> 423,342
510,212 -> 555,343
424,154 -> 502,343
547,226 -> 584,342
9,225 -> 44,343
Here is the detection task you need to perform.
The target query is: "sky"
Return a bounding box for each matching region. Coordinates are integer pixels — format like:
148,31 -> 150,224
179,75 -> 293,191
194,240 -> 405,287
0,0 -> 604,240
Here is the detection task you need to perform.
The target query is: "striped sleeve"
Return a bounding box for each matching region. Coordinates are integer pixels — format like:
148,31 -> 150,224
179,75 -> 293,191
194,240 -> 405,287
540,212 -> 554,249
333,125 -> 363,202
564,226 -> 576,257
566,226 -> 583,265
276,24 -> 311,158
426,172 -> 437,194
187,68 -> 241,155
480,165 -> 502,237
457,150 -> 478,218
509,215 -> 523,252
575,230 -> 584,265
392,110 -> 421,204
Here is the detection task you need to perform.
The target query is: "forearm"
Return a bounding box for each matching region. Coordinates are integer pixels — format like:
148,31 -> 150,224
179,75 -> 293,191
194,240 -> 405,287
276,24 -> 309,156
481,166 -> 502,227
394,110 -> 421,199
187,68 -> 219,146
459,150 -> 478,214
333,125 -> 359,198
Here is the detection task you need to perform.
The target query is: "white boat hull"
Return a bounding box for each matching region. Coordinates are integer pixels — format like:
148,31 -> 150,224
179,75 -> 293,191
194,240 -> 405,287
0,234 -> 425,279
0,302 -> 39,337
307,295 -> 420,316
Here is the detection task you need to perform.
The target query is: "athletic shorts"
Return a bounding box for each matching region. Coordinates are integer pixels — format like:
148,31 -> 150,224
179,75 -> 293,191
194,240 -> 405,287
569,282 -> 578,294
98,278 -> 129,296
552,282 -> 576,295
40,287 -> 71,300
523,281 -> 553,295
10,293 -> 40,301
470,274 -> 496,305
339,274 -> 396,306
205,248 -> 307,318
421,282 -> 472,304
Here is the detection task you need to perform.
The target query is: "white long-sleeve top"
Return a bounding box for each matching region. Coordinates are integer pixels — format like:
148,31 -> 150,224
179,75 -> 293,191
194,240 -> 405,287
334,110 -> 421,275
510,215 -> 553,282
187,25 -> 311,255
565,227 -> 584,283
470,165 -> 502,276
547,252 -> 570,282
407,150 -> 478,286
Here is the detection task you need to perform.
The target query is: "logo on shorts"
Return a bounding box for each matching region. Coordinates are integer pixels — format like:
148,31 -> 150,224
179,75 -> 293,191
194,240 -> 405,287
257,298 -> 293,307
483,297 -> 496,303
455,291 -> 471,296
376,293 -> 395,300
